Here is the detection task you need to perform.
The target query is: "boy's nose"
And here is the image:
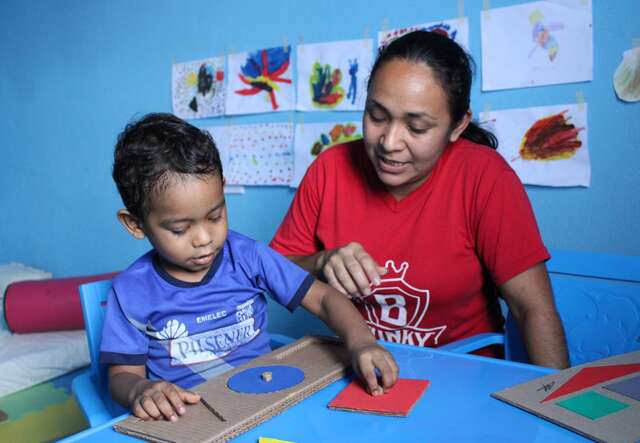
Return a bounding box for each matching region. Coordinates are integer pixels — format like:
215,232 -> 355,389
192,226 -> 212,247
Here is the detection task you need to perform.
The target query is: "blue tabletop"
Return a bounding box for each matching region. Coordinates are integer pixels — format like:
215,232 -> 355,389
62,342 -> 590,443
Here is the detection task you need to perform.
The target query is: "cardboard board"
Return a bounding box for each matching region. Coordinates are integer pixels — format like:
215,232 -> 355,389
492,351 -> 640,443
114,336 -> 351,443
328,378 -> 429,416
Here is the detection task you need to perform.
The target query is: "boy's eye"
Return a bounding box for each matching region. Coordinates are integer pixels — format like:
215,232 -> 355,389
208,214 -> 223,223
167,225 -> 188,235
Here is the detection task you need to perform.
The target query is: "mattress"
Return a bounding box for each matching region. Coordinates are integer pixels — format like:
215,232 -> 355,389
0,329 -> 89,397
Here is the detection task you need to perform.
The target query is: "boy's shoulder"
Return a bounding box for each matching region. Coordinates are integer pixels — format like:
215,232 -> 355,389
225,230 -> 290,270
226,229 -> 269,257
112,250 -> 157,290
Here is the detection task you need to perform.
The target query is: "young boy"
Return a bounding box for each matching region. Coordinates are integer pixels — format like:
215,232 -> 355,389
101,113 -> 398,422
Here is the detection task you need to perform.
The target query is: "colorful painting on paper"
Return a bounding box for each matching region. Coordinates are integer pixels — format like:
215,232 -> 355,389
484,103 -> 590,187
172,57 -> 225,119
481,1 -> 593,91
377,17 -> 470,51
206,123 -> 293,186
225,46 -> 294,115
292,121 -> 362,187
296,39 -> 373,111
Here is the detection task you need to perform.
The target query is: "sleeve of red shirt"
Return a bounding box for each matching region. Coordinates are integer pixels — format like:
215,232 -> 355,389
270,155 -> 324,256
474,169 -> 550,286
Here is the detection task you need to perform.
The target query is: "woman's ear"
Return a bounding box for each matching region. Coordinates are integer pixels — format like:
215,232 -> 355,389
117,209 -> 146,240
449,110 -> 472,143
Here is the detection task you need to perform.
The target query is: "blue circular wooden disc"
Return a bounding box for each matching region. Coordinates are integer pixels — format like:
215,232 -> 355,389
227,365 -> 305,394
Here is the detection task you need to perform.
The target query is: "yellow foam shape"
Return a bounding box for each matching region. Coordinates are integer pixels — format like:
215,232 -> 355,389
259,437 -> 294,443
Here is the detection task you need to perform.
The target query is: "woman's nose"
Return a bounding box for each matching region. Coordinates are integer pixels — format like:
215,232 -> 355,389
380,122 -> 403,152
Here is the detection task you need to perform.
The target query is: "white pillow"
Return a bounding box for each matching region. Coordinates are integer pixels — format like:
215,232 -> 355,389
0,262 -> 52,331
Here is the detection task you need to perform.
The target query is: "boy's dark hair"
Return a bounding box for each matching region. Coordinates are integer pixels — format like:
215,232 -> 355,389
113,113 -> 223,220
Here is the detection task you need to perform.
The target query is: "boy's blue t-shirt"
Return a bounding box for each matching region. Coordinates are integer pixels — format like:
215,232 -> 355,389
99,230 -> 315,389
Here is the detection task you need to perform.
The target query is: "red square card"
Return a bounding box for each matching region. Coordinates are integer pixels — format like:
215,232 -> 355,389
328,378 -> 430,416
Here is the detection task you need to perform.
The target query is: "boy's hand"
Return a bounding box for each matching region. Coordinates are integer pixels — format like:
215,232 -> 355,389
131,380 -> 201,421
349,342 -> 399,396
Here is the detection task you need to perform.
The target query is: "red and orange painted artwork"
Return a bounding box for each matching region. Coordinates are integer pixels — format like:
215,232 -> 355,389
518,110 -> 583,162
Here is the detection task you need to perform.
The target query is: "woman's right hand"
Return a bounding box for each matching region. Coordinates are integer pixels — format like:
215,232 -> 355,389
320,242 -> 387,297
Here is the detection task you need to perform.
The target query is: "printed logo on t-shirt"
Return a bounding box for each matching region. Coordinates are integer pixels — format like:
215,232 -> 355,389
160,300 -> 260,366
354,260 -> 446,347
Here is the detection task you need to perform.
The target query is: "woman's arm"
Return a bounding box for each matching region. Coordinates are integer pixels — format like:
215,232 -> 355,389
288,242 -> 387,297
499,262 -> 569,369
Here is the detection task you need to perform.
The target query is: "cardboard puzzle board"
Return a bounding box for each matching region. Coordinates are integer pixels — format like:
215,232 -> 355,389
492,351 -> 640,443
114,336 -> 350,443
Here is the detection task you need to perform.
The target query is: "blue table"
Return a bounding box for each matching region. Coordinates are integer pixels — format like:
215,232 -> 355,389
62,342 -> 590,442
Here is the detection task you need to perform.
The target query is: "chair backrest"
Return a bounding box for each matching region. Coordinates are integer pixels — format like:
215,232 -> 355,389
504,250 -> 640,367
79,279 -> 113,388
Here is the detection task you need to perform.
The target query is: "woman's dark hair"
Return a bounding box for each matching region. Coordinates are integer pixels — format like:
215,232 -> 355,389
368,31 -> 498,149
112,113 -> 223,220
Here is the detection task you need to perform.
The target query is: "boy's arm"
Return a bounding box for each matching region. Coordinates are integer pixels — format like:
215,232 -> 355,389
300,280 -> 399,395
109,365 -> 200,421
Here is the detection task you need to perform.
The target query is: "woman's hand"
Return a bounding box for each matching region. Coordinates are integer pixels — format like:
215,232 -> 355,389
130,380 -> 201,421
349,342 -> 399,395
320,242 -> 387,297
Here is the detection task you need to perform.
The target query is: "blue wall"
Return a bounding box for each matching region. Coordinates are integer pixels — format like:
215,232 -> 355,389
1,1 -> 638,336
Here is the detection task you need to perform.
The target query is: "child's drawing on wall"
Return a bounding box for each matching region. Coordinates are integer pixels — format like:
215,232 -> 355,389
490,103 -> 590,187
310,62 -> 345,109
226,46 -> 294,115
377,18 -> 469,51
292,121 -> 362,187
172,57 -> 225,119
481,1 -> 592,90
297,39 -> 372,111
528,10 -> 563,62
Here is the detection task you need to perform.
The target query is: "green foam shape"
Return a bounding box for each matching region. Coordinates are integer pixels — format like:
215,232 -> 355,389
556,390 -> 629,420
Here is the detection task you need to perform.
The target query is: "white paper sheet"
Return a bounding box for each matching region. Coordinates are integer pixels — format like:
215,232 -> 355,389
172,57 -> 225,119
206,123 -> 294,186
377,18 -> 470,51
483,103 -> 590,187
481,0 -> 593,91
292,121 -> 362,187
225,46 -> 294,115
296,39 -> 373,111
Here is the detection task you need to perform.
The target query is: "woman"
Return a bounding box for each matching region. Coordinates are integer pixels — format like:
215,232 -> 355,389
271,31 -> 568,369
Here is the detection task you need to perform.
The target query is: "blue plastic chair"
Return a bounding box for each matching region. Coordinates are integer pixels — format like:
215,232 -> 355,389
72,279 -> 296,427
441,250 -> 640,367
71,280 -> 128,427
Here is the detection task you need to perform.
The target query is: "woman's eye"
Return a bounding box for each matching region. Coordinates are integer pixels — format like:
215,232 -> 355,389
366,108 -> 386,122
408,126 -> 427,134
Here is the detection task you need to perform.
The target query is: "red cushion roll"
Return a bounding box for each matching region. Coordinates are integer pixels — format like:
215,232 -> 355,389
4,272 -> 118,333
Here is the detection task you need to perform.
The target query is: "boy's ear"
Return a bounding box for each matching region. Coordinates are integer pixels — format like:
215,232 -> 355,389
117,209 -> 146,240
